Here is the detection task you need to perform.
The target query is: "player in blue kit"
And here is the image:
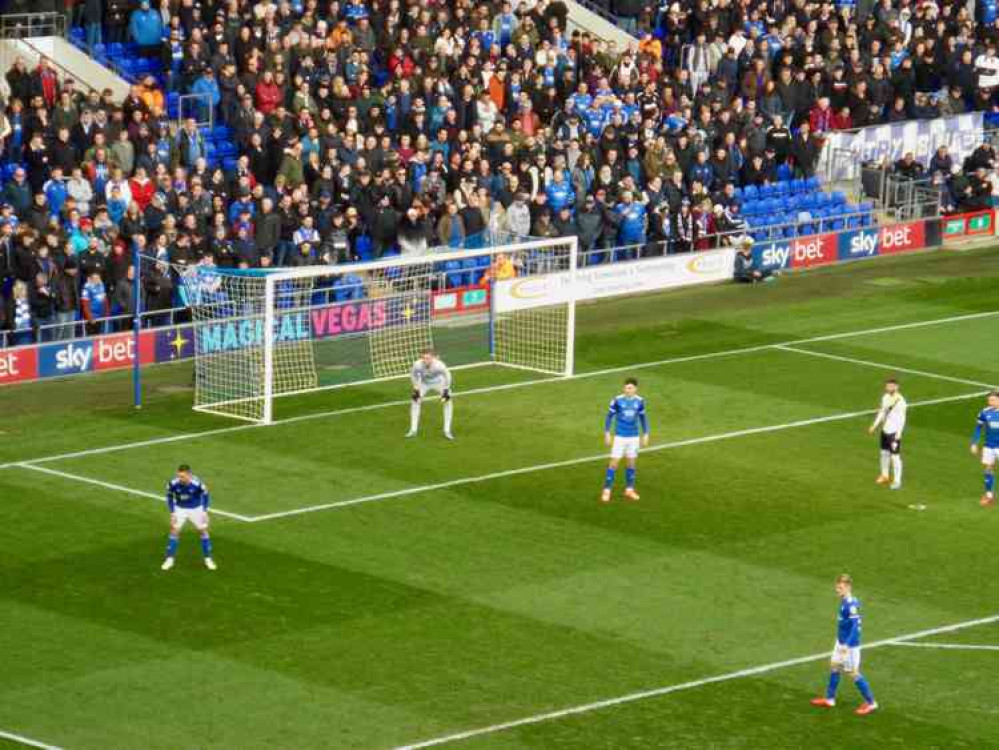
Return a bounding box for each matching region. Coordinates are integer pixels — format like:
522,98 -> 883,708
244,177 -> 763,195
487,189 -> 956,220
161,464 -> 217,571
601,377 -> 650,503
811,574 -> 878,715
970,391 -> 999,507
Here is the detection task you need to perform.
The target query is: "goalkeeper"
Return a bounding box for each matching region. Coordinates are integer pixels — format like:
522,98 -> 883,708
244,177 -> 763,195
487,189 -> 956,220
407,349 -> 454,440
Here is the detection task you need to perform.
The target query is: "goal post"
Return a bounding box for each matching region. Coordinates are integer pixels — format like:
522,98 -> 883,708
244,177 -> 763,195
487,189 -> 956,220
180,236 -> 578,424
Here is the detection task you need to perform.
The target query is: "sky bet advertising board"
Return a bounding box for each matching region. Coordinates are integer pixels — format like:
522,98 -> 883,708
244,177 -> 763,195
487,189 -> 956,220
754,221 -> 933,271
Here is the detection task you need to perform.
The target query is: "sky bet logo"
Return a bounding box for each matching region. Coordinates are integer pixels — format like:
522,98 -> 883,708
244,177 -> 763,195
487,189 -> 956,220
846,230 -> 880,257
39,341 -> 95,377
758,241 -> 793,270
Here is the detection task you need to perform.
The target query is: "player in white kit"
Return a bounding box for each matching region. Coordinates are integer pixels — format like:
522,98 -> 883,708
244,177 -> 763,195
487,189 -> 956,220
867,378 -> 907,490
407,349 -> 454,440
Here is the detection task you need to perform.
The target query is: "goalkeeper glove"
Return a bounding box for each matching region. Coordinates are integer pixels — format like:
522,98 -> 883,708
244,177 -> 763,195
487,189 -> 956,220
441,388 -> 451,402
411,389 -> 421,402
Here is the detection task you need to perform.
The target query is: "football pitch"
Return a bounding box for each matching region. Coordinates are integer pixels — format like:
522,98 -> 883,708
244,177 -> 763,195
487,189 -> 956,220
3,246 -> 999,750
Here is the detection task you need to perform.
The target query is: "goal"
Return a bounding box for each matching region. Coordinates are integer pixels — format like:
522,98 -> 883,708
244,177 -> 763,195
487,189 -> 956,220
180,237 -> 578,424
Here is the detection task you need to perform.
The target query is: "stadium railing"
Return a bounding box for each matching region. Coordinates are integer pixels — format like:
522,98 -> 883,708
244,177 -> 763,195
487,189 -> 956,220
2,208 -> 990,351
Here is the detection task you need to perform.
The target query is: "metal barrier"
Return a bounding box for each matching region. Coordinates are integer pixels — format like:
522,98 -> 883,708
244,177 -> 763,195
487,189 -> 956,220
178,92 -> 214,130
0,306 -> 190,349
0,208 -> 940,351
0,12 -> 65,39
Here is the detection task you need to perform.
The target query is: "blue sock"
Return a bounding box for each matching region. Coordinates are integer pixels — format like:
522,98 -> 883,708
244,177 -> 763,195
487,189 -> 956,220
986,472 -> 995,493
604,468 -> 616,489
166,535 -> 178,558
855,676 -> 875,704
825,671 -> 841,700
625,467 -> 636,488
201,534 -> 213,558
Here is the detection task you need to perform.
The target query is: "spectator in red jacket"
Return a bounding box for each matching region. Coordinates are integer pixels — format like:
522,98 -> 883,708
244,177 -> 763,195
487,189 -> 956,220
254,71 -> 282,115
831,106 -> 854,131
809,97 -> 834,134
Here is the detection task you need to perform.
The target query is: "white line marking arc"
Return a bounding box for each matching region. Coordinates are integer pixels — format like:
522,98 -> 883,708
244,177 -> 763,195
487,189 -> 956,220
394,614 -> 999,749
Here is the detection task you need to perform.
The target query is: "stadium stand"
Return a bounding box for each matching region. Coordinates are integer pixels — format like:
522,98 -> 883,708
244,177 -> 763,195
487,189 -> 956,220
1,0 -> 998,345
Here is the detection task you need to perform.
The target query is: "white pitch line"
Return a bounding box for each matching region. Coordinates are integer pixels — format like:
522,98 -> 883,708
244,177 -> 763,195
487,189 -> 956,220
246,390 -> 985,523
17,463 -> 254,523
777,346 -> 997,390
0,308 -> 996,472
889,642 -> 999,652
394,613 -> 999,749
0,728 -> 64,750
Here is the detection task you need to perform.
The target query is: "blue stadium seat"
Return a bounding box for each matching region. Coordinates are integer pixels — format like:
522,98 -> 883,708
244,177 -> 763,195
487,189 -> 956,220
805,176 -> 822,191
790,178 -> 805,193
443,260 -> 467,288
742,185 -> 758,201
355,235 -> 373,261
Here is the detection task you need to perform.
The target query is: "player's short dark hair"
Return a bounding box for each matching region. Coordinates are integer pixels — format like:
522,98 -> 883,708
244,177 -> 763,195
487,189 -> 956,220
886,378 -> 898,384
624,377 -> 638,387
990,391 -> 999,399
177,464 -> 192,473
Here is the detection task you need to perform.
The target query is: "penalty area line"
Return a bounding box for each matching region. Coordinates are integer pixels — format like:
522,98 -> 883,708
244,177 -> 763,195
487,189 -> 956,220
393,613 -> 999,749
889,642 -> 999,652
776,346 -> 997,389
245,390 -> 985,523
0,728 -> 65,750
0,308 -> 997,472
14,463 -> 254,523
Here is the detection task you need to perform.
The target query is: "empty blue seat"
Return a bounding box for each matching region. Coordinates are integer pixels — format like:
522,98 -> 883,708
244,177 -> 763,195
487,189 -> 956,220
806,176 -> 822,191
758,183 -> 775,199
790,178 -> 805,193
742,185 -> 758,200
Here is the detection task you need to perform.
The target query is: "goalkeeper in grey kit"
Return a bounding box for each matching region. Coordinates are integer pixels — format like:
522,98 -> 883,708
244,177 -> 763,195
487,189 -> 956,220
407,349 -> 454,440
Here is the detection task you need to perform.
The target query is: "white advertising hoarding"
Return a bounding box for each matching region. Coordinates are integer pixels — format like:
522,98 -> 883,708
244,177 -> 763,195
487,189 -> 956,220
494,248 -> 736,312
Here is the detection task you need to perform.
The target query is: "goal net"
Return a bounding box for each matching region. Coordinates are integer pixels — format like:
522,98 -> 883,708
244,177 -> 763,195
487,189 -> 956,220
179,237 -> 578,424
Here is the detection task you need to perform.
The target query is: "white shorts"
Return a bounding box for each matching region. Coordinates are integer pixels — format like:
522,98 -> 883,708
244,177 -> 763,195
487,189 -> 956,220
416,382 -> 448,398
983,447 -> 999,466
611,436 -> 641,460
172,507 -> 209,532
831,642 -> 862,672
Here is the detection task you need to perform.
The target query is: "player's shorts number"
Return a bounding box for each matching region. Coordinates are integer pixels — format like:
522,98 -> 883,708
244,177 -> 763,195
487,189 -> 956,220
173,507 -> 209,531
611,436 -> 641,459
830,642 -> 861,672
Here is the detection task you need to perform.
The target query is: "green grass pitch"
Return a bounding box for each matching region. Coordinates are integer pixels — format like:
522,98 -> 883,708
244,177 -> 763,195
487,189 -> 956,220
3,245 -> 999,750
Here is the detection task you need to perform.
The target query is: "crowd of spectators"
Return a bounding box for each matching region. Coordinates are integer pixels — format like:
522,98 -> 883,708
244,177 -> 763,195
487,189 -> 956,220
3,0 -> 999,344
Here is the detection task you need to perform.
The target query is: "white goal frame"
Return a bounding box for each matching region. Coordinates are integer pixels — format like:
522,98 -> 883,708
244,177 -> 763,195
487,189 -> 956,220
190,236 -> 578,424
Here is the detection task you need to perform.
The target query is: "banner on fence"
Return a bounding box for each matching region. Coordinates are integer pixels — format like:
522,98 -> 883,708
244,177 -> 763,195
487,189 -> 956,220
493,248 -> 736,312
819,113 -> 984,182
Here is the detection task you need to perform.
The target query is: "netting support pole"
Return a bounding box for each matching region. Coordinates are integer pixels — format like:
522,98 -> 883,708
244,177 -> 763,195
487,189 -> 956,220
488,277 -> 496,361
262,276 -> 276,425
564,236 -> 578,378
132,242 -> 143,409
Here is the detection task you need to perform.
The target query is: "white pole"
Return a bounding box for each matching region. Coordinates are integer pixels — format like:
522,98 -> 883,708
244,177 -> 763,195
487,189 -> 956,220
564,236 -> 577,378
262,275 -> 276,425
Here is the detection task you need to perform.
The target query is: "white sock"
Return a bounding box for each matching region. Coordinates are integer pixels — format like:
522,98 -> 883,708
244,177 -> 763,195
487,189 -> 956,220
443,400 -> 453,433
879,450 -> 890,476
891,455 -> 902,484
410,400 -> 421,432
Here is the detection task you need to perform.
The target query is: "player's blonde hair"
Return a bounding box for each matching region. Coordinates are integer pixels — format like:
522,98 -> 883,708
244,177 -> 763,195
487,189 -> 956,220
836,574 -> 853,586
